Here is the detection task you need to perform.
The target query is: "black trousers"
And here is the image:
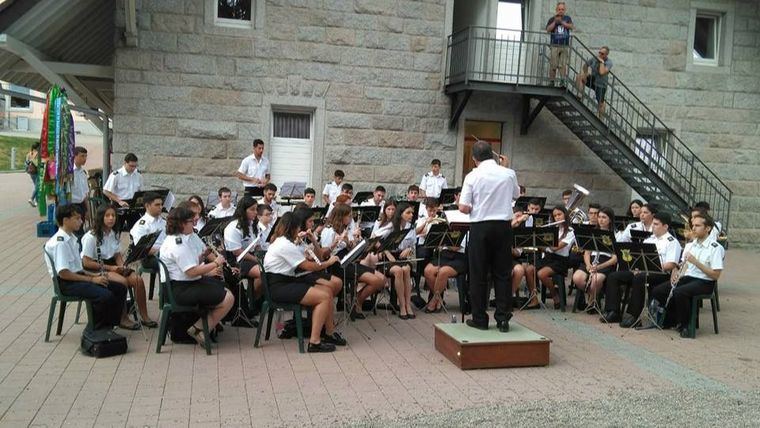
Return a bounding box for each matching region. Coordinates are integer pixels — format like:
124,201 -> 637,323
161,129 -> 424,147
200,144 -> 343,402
604,271 -> 669,317
651,276 -> 715,328
468,220 -> 513,326
59,278 -> 127,329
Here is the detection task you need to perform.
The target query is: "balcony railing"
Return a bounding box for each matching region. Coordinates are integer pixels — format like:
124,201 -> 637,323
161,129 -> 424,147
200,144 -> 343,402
445,27 -> 732,229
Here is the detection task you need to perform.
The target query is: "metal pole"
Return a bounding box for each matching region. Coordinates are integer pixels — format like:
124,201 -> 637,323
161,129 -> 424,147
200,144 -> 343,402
10,147 -> 16,169
101,116 -> 110,176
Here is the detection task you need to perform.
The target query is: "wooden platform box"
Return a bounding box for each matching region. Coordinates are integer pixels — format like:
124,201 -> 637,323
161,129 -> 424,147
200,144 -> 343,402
434,322 -> 551,370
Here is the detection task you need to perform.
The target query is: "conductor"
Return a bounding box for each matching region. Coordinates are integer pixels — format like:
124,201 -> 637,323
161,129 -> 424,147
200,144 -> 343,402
458,141 -> 520,332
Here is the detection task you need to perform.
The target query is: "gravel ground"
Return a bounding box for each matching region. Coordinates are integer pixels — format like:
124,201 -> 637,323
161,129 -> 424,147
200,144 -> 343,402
348,388 -> 760,427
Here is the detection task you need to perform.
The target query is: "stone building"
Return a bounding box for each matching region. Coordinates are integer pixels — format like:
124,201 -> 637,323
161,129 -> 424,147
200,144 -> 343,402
1,0 -> 755,244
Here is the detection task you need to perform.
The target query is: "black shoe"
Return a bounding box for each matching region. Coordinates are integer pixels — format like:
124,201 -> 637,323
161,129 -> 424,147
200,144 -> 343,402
465,319 -> 489,330
399,314 -> 409,320
679,329 -> 692,339
619,313 -> 637,328
322,332 -> 347,346
349,308 -> 365,321
497,322 -> 510,333
601,311 -> 621,323
308,341 -> 336,353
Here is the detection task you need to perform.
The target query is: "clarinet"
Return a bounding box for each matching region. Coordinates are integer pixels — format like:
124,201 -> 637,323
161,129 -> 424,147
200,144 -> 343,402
204,237 -> 239,287
299,234 -> 322,266
96,245 -> 106,278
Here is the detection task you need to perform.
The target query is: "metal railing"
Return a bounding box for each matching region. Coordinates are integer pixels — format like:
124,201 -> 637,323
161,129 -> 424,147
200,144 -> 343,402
445,27 -> 732,228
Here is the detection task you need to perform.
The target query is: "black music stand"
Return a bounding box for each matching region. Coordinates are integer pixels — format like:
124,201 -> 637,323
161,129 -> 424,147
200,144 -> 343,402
374,229 -> 411,254
198,215 -> 234,240
354,206 -> 381,238
352,191 -> 374,205
573,226 -> 616,315
421,222 -> 469,317
128,189 -> 170,209
512,226 -> 559,311
614,215 -> 638,232
124,230 -> 161,266
439,188 -> 459,205
280,182 -> 306,205
630,229 -> 653,243
614,242 -> 665,330
514,196 -> 547,211
530,210 -> 552,227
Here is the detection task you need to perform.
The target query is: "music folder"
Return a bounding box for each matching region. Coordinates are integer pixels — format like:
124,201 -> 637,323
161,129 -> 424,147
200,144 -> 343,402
198,215 -> 234,238
615,242 -> 663,273
340,239 -> 368,268
630,229 -> 653,243
353,205 -> 380,224
374,229 -> 411,254
128,189 -> 170,209
438,188 -> 460,205
422,222 -> 467,249
573,225 -> 616,254
614,215 -> 638,231
124,230 -> 161,266
352,191 -> 374,205
512,226 -> 559,249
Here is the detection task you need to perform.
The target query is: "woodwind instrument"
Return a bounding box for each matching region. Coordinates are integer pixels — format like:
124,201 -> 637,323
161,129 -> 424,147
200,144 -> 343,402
331,228 -> 349,256
204,236 -> 239,287
297,233 -> 322,266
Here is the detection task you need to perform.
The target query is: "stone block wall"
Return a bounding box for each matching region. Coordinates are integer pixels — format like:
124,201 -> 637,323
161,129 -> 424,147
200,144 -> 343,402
545,0 -> 760,244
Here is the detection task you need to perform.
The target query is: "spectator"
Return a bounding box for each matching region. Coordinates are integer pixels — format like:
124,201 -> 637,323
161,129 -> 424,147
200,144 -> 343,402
546,1 -> 574,84
577,46 -> 613,117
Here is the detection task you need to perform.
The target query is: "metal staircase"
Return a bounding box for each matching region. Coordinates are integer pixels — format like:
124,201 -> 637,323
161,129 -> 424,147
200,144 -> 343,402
445,27 -> 732,229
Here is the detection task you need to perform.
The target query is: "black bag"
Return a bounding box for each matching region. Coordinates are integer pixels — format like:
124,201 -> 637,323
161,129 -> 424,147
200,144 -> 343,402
169,312 -> 199,344
25,160 -> 38,175
81,328 -> 128,358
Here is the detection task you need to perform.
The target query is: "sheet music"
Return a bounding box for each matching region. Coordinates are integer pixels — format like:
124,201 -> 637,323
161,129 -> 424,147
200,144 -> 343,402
444,209 -> 470,224
236,235 -> 261,263
164,191 -> 176,211
340,239 -> 368,268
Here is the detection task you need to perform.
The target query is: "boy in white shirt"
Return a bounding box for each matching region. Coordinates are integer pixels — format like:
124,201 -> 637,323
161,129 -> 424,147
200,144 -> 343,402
322,169 -> 344,207
209,187 -> 236,218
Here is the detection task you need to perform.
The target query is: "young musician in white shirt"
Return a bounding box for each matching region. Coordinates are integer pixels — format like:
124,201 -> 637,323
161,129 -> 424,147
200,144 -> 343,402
44,204 -> 126,330
129,192 -> 166,271
70,147 -> 90,222
223,197 -> 262,299
536,205 -> 576,310
103,153 -> 142,207
571,207 -> 618,306
378,203 -> 417,319
81,205 -> 156,329
209,187 -> 236,218
256,204 -> 274,251
265,212 -> 346,352
321,169 -> 344,206
160,206 -> 234,347
188,195 -> 208,232
260,183 -> 280,221
419,158 -> 448,198
303,187 -> 317,208
617,203 -> 655,242
649,213 -> 723,337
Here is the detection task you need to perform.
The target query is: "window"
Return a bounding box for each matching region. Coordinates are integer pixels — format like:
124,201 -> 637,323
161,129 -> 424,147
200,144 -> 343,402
270,110 -> 313,187
693,13 -> 720,65
635,130 -> 669,175
9,84 -> 31,111
215,0 -> 252,28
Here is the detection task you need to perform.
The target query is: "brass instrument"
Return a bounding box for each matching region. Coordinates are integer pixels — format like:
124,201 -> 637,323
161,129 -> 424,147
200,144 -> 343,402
565,183 -> 590,224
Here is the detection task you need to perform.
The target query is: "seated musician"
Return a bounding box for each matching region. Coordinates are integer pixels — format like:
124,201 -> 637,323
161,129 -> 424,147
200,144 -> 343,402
617,203 -> 656,242
209,187 -> 236,218
319,204 -> 384,320
256,204 -> 274,251
288,207 -> 343,297
649,213 -> 723,337
264,212 -> 347,353
44,204 -> 126,330
223,197 -> 262,301
692,201 -> 722,241
129,192 -> 166,271
510,208 -> 539,309
260,183 -> 280,221
375,203 -> 417,319
159,207 -> 234,347
627,199 -> 643,218
535,205 -> 576,309
602,212 -> 681,327
571,207 -> 618,308
102,153 -> 142,208
422,232 -> 467,313
302,187 -> 317,208
326,183 -> 353,216
81,205 -> 156,329
371,199 -> 397,237
188,195 -> 208,232
360,185 -> 386,207
414,198 -> 439,296
586,203 -> 600,226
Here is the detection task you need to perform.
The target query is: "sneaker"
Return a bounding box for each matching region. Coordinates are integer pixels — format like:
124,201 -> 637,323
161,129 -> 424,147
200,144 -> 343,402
322,332 -> 347,346
28,199 -> 35,207
307,341 -> 336,353
619,313 -> 637,328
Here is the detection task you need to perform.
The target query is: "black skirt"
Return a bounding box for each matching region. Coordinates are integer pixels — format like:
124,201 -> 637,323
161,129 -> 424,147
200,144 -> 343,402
537,252 -> 569,274
578,255 -> 615,275
172,277 -> 227,307
430,250 -> 468,274
267,273 -> 312,304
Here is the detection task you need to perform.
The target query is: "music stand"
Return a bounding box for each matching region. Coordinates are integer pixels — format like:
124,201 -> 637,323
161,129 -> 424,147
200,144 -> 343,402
129,189 -> 170,209
630,229 -> 653,243
513,226 -> 559,311
421,222 -> 469,316
573,226 -> 616,315
374,229 -> 411,255
198,216 -> 234,240
614,215 -> 638,232
614,242 -> 665,330
124,230 -> 161,266
352,191 -> 374,205
531,210 -> 552,227
280,182 -> 306,203
515,196 -> 547,211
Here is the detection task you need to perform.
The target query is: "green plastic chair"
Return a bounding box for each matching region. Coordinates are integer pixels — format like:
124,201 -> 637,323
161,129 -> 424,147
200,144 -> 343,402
253,263 -> 306,353
685,287 -> 719,339
155,260 -> 212,355
43,249 -> 94,342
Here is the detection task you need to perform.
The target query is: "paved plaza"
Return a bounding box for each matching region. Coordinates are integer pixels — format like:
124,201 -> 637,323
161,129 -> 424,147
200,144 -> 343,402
0,171 -> 759,427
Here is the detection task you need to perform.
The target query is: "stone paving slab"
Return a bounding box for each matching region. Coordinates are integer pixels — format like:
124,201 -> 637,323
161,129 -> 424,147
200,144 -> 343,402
0,171 -> 758,427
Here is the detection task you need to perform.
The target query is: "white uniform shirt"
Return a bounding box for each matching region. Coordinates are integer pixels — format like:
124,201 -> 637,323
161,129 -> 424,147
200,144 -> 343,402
322,181 -> 340,204
617,221 -> 653,243
238,154 -> 270,189
260,199 -> 280,221
103,166 -> 142,200
546,226 -> 576,257
415,216 -> 433,245
224,219 -> 257,252
320,226 -> 348,254
71,165 -> 89,204
643,232 -> 682,269
159,234 -> 203,282
257,221 -> 272,251
188,233 -> 206,256
420,171 -> 448,198
130,213 -> 166,250
398,225 -> 416,251
264,236 -> 306,276
709,221 -> 722,241
371,221 -> 393,239
81,230 -> 120,261
209,205 -> 236,219
44,229 -> 83,277
682,238 -> 724,281
459,159 -> 520,222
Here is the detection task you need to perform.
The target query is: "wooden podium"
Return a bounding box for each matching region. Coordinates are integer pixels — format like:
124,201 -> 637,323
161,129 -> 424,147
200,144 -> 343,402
434,322 -> 551,370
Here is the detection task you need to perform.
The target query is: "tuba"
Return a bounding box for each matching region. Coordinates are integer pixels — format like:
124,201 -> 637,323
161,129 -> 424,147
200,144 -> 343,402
565,183 -> 590,224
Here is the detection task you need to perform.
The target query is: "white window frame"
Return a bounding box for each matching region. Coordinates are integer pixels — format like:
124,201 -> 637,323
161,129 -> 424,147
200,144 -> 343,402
269,108 -> 315,189
686,1 -> 734,72
692,12 -> 720,66
205,0 -> 264,34
214,0 -> 253,29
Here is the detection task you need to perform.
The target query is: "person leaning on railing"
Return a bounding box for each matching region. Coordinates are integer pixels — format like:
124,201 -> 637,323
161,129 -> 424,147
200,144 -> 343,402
546,1 -> 574,84
576,46 -> 613,117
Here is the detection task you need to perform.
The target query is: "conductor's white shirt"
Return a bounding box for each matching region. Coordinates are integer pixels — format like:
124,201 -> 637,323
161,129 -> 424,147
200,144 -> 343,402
459,159 -> 519,222
238,154 -> 269,189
